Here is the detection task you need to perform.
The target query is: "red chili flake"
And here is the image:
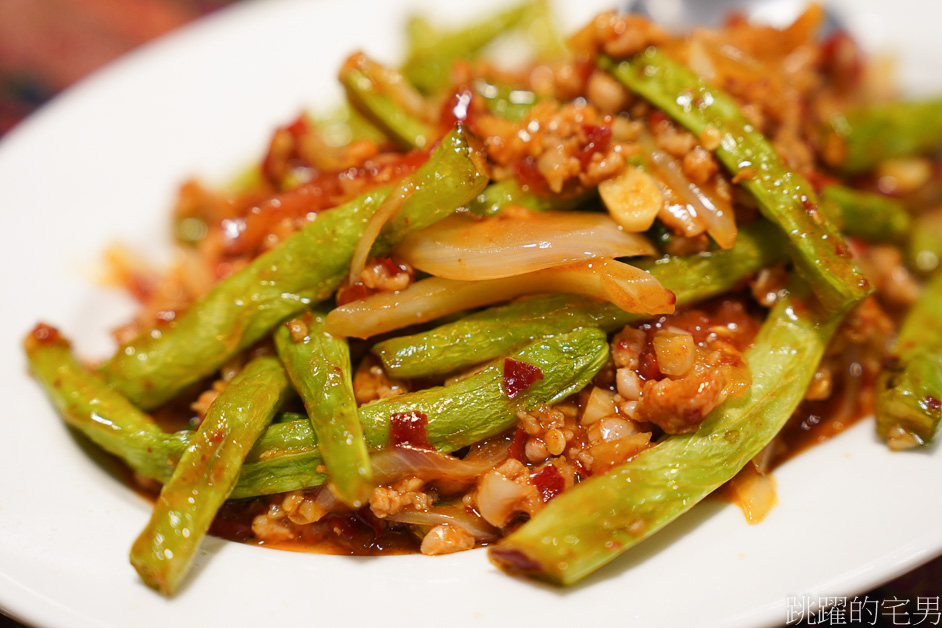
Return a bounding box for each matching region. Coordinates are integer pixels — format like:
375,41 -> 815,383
508,428 -> 528,462
512,156 -> 548,195
286,114 -> 308,138
926,396 -> 941,411
377,256 -> 405,276
389,411 -> 433,449
438,85 -> 478,133
571,457 -> 591,480
29,323 -> 61,345
531,464 -> 565,502
821,31 -> 864,88
638,347 -> 662,381
649,109 -> 669,128
335,282 -> 374,306
575,123 -> 612,168
502,358 -> 544,399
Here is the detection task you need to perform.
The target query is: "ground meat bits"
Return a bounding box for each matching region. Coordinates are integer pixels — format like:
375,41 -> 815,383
613,300 -> 759,434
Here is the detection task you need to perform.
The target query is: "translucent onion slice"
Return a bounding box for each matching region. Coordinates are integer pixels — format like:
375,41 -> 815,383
324,258 -> 675,338
384,507 -> 499,540
649,148 -> 738,249
394,211 -> 657,281
347,180 -> 414,285
727,462 -> 777,525
370,443 -> 508,484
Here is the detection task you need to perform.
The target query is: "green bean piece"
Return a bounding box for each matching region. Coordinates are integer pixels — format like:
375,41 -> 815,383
315,102 -> 389,149
238,328 -> 607,493
907,208 -> 942,275
28,325 -> 605,499
819,185 -> 912,243
130,354 -> 290,595
467,178 -> 593,217
827,98 -> 942,173
360,328 -> 608,452
875,272 -> 942,450
101,124 -> 488,409
402,1 -> 536,94
24,325 -> 320,497
489,287 -> 842,584
375,220 -> 784,378
24,325 -> 184,483
340,54 -> 434,150
274,311 -> 373,507
602,50 -> 871,313
474,79 -> 538,121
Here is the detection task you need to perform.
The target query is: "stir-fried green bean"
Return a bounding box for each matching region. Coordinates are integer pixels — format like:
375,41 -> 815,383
24,325 -> 185,483
489,286 -> 842,584
827,98 -> 942,173
467,178 -> 593,217
340,54 -> 433,150
27,1 -> 942,602
101,124 -> 488,409
402,1 -> 536,94
820,185 -> 912,243
475,79 -> 538,121
602,49 -> 871,313
907,209 -> 942,275
27,325 -> 606,499
274,311 -> 372,507
876,272 -> 942,450
130,354 -> 290,595
375,220 -> 784,378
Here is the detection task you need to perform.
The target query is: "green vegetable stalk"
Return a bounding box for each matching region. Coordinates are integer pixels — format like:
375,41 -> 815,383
101,124 -> 488,409
402,1 -> 537,94
274,311 -> 373,507
875,271 -> 942,449
907,209 -> 942,275
467,178 -> 592,217
375,220 -> 784,378
819,185 -> 912,243
602,49 -> 871,314
27,325 -> 607,499
340,53 -> 434,150
489,286 -> 842,585
130,354 -> 291,595
827,98 -> 942,173
24,325 -> 187,482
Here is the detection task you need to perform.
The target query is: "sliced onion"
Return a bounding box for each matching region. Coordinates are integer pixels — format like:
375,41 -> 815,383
476,470 -> 531,528
370,442 -> 509,484
324,258 -> 676,338
649,148 -> 737,249
394,210 -> 656,281
385,506 -> 498,540
727,462 -> 777,525
348,180 -> 414,285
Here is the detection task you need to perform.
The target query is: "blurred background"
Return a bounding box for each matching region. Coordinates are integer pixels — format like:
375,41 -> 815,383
0,0 -> 938,626
0,0 -> 235,135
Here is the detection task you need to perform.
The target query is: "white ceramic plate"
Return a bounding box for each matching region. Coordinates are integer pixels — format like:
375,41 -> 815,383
1,1 -> 939,626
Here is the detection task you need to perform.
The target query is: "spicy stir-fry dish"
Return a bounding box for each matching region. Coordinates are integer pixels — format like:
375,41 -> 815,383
23,1 -> 942,596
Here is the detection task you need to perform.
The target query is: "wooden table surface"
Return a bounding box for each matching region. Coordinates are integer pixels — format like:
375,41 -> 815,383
0,1 -> 938,626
